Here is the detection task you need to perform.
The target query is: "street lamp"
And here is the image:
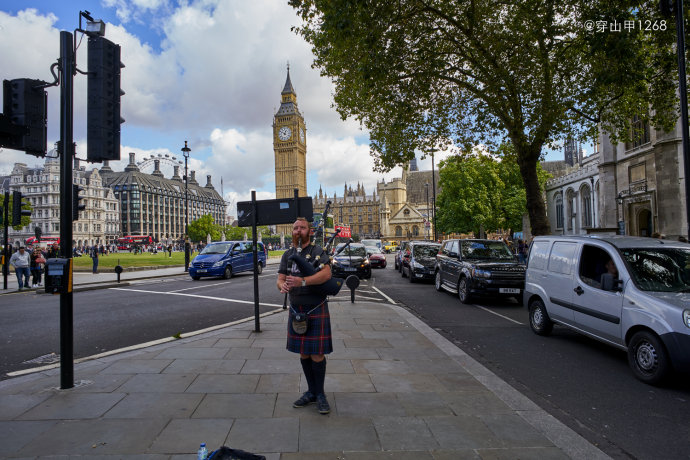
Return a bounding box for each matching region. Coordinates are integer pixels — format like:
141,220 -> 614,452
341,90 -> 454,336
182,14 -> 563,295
182,141 -> 190,272
589,176 -> 595,228
430,149 -> 437,241
425,182 -> 430,239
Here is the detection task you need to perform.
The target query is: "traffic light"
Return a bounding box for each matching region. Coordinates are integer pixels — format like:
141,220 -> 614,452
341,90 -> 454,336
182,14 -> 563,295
72,185 -> 86,222
34,226 -> 42,242
2,78 -> 47,156
12,191 -> 32,226
87,36 -> 125,163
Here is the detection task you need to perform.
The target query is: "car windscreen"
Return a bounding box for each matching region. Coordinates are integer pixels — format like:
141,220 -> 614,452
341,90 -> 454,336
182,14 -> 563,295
200,243 -> 232,254
338,246 -> 367,257
413,245 -> 440,258
460,241 -> 514,260
620,247 -> 690,292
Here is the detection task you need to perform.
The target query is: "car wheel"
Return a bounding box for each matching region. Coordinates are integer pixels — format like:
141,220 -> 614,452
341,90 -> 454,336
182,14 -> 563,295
627,330 -> 670,385
401,265 -> 407,277
434,271 -> 443,291
457,277 -> 472,304
408,267 -> 415,283
528,299 -> 553,336
256,262 -> 263,274
223,266 -> 233,280
192,276 -> 201,281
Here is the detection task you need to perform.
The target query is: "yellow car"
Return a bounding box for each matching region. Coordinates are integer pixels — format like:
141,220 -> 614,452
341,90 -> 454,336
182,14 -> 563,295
383,242 -> 398,253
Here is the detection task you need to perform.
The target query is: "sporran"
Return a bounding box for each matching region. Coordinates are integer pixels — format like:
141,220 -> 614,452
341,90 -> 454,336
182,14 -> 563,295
291,312 -> 308,335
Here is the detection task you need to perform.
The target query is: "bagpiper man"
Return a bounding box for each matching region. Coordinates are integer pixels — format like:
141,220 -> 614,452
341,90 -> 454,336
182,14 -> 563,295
277,217 -> 333,414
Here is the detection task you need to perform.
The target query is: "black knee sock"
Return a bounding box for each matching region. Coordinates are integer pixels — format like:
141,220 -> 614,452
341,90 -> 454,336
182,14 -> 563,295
300,357 -> 315,394
311,358 -> 327,396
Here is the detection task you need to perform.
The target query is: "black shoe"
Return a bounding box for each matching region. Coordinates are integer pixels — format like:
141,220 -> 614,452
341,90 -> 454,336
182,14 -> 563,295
293,391 -> 316,408
317,393 -> 330,414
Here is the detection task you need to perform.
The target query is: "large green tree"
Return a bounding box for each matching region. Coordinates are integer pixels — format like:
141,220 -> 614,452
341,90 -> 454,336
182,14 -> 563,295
290,0 -> 679,235
188,214 -> 221,243
436,144 -> 549,235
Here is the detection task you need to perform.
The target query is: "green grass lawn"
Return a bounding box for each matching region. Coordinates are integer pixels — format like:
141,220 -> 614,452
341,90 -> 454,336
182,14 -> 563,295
72,250 -> 286,269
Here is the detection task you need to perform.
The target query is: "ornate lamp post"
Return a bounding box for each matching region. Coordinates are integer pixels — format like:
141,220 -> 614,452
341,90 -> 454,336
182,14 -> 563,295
182,141 -> 191,272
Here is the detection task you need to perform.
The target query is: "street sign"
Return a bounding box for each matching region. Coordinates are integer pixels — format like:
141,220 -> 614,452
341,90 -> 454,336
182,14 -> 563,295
336,225 -> 351,238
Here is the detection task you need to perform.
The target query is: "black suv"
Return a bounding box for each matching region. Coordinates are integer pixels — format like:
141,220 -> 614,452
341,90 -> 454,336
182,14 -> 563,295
401,241 -> 441,283
435,239 -> 525,304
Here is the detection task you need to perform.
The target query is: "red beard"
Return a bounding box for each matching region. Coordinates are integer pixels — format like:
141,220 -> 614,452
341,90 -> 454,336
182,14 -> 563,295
292,232 -> 309,248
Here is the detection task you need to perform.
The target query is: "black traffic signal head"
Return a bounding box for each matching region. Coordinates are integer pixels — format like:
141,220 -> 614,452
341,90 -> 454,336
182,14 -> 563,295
2,79 -> 47,156
87,36 -> 125,163
72,184 -> 86,222
11,191 -> 32,227
34,226 -> 42,242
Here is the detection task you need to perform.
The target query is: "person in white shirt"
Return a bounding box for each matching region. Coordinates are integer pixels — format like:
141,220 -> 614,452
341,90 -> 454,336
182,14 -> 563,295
9,247 -> 31,291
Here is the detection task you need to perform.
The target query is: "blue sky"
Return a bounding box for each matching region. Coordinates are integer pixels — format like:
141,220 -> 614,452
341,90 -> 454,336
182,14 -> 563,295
1,0 -> 571,214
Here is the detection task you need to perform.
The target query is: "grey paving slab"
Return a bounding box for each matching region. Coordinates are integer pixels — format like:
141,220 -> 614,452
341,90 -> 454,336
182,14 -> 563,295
16,418 -> 168,456
0,420 -> 57,456
257,373 -> 300,394
227,417 -> 299,453
352,359 -> 412,375
100,359 -> 174,374
70,373 -> 135,393
185,374 -> 259,394
321,359 -> 354,374
0,393 -> 52,420
324,373 -> 376,393
372,415 -> 440,451
148,418 -> 232,454
104,392 -> 204,419
395,392 -> 456,417
376,348 -> 442,360
479,413 -> 555,448
424,415 -> 501,449
240,359 -> 300,374
281,452 -> 435,460
192,393 -> 277,419
225,347 -> 262,360
343,338 -> 392,348
213,338 -> 255,348
332,329 -> 364,339
249,328 -> 285,338
402,358 -> 467,374
250,339 -> 286,348
333,392 -> 405,418
180,337 -> 220,347
154,347 -> 229,360
370,374 -> 447,393
255,347 -> 294,359
17,392 -> 126,420
116,374 -> 196,393
161,358 -> 245,374
298,416 -> 381,452
440,390 -> 515,415
476,446 -> 570,460
328,347 -> 381,360
430,449 -> 482,459
359,330 -> 405,339
435,372 -> 487,391
215,329 -> 252,339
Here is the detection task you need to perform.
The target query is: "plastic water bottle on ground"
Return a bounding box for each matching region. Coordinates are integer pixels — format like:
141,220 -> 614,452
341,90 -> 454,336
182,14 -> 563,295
197,443 -> 208,460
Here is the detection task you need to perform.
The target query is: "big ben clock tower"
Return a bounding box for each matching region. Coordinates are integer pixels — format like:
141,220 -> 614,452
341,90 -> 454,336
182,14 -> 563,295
274,66 -> 307,235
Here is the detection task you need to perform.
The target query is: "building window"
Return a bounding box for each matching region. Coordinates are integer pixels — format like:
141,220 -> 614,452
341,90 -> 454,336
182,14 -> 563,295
581,187 -> 592,227
626,115 -> 650,150
555,194 -> 564,229
395,226 -> 402,237
412,225 -> 419,236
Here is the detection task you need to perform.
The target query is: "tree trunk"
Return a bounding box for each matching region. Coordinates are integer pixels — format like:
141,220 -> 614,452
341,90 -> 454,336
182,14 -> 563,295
516,145 -> 551,236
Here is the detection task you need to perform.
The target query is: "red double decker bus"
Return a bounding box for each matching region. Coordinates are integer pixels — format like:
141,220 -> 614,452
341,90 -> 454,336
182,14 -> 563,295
116,235 -> 153,249
25,236 -> 60,247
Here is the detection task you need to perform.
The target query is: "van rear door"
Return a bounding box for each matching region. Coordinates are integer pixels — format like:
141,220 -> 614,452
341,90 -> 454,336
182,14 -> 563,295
544,241 -> 578,324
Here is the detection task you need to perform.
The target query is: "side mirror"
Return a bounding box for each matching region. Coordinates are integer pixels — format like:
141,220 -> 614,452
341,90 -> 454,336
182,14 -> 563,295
600,273 -> 623,292
448,251 -> 458,258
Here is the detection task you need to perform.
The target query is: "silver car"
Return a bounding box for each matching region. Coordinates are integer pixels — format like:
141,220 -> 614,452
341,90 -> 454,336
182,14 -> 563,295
524,235 -> 690,385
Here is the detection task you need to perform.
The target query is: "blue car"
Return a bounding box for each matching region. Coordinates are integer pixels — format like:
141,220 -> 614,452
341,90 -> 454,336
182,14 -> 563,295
189,241 -> 266,280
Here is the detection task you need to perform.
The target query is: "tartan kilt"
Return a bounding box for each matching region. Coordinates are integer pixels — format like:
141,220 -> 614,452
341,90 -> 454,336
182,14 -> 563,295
286,301 -> 333,355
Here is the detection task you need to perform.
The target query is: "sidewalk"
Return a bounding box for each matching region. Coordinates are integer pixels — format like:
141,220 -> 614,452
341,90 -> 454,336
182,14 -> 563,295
0,281 -> 611,458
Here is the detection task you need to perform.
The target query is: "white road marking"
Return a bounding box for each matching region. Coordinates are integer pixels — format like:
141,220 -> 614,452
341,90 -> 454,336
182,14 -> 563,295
475,305 -> 524,325
109,287 -> 284,307
331,294 -> 384,301
371,286 -> 397,305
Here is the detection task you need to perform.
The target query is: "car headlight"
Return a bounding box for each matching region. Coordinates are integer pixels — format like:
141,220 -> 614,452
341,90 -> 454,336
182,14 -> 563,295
212,260 -> 225,267
473,268 -> 491,278
683,310 -> 690,329
412,261 -> 424,269
332,259 -> 340,266
361,260 -> 370,267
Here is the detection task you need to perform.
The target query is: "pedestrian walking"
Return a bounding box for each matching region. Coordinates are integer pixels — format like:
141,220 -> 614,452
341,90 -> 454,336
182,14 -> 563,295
277,217 -> 334,414
10,246 -> 31,291
90,245 -> 99,274
30,248 -> 45,287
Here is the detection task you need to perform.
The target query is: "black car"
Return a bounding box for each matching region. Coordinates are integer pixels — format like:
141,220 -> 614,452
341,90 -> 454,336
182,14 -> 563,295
332,243 -> 372,279
435,239 -> 525,304
401,241 -> 440,283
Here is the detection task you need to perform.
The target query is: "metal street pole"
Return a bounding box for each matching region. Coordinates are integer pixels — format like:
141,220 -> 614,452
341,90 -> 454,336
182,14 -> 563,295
425,182 -> 430,239
182,141 -> 190,272
59,30 -> 75,390
431,150 -> 437,241
3,193 -> 9,290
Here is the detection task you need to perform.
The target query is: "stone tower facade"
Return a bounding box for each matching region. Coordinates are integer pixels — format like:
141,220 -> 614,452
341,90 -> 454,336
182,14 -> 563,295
273,67 -> 307,234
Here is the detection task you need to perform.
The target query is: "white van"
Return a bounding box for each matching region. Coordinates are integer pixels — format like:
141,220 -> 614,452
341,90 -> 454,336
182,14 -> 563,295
524,235 -> 690,384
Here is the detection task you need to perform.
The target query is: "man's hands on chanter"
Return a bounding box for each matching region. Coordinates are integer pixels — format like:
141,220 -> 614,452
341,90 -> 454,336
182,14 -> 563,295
277,265 -> 332,294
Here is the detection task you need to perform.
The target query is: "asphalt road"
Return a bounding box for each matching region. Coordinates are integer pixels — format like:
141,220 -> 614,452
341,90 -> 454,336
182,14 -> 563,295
373,255 -> 690,460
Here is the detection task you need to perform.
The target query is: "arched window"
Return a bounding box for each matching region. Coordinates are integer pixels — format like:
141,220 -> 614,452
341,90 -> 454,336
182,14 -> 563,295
412,225 -> 419,236
395,226 -> 402,237
581,186 -> 592,227
555,193 -> 564,229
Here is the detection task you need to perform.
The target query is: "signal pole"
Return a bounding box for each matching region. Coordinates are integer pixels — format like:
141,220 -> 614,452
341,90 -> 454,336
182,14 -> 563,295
59,30 -> 75,390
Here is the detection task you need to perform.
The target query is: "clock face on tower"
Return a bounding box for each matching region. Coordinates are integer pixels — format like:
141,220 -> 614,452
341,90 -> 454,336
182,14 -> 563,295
299,127 -> 305,143
278,126 -> 292,141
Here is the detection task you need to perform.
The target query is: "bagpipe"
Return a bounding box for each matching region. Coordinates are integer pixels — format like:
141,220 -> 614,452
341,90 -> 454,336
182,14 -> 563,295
287,200 -> 345,297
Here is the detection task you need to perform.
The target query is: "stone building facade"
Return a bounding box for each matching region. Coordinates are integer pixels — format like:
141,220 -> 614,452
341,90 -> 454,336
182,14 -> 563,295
100,153 -> 226,242
6,158 -> 120,247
